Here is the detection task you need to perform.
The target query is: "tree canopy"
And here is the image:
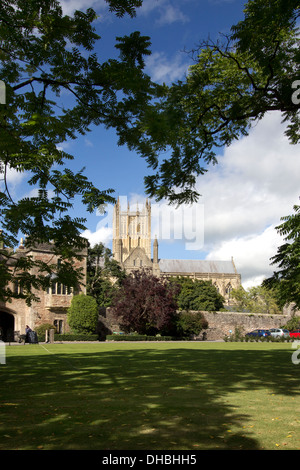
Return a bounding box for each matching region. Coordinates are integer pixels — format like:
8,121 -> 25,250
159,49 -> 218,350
0,0 -> 157,303
1,0 -> 299,304
130,0 -> 299,204
231,284 -> 281,314
263,204 -> 300,310
86,242 -> 126,307
110,269 -> 178,335
170,277 -> 225,312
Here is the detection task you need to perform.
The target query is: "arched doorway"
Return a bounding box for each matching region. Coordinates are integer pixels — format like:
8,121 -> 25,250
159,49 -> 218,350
0,311 -> 15,342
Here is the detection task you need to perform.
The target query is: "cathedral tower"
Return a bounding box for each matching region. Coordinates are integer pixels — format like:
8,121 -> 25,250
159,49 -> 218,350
113,197 -> 152,264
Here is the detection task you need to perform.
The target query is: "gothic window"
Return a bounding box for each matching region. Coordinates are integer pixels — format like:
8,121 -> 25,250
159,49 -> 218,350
133,258 -> 142,267
226,283 -> 232,295
121,219 -> 126,237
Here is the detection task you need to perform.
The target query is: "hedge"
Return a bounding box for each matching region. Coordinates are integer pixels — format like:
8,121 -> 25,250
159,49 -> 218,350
37,333 -> 99,342
54,334 -> 99,342
106,335 -> 182,341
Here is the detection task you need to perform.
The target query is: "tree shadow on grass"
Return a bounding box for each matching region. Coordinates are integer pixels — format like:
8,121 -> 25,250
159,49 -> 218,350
1,344 -> 299,450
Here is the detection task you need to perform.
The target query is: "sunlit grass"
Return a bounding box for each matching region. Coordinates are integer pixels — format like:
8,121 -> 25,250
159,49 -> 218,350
1,341 -> 300,450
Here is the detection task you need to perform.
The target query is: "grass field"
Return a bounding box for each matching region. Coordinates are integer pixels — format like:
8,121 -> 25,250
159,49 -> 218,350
1,341 -> 300,450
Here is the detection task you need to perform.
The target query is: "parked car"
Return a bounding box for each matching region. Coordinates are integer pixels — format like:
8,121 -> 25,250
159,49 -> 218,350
289,329 -> 300,339
269,328 -> 290,338
246,329 -> 271,337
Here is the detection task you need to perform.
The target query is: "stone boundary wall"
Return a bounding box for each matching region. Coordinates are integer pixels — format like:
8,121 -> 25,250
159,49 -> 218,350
198,310 -> 292,341
98,307 -> 295,341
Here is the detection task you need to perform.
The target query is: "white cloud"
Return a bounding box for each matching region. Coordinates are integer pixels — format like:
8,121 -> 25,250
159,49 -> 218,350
137,0 -> 165,16
138,0 -> 189,25
24,188 -> 56,199
206,225 -> 282,289
198,111 -> 300,287
3,166 -> 26,187
81,226 -> 113,247
84,138 -> 94,147
145,51 -> 190,83
60,0 -> 190,25
156,4 -> 189,25
0,165 -> 27,201
56,141 -> 71,152
59,0 -> 106,16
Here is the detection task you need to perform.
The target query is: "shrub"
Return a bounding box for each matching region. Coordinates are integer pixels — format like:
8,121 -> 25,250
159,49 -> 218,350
106,335 -> 178,341
224,328 -> 246,342
35,323 -> 56,337
176,311 -> 208,337
283,316 -> 300,331
110,269 -> 178,335
54,333 -> 99,342
67,294 -> 99,334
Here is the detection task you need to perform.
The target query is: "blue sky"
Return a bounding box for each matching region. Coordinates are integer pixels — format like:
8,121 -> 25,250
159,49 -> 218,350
5,0 -> 300,288
60,0 -> 246,198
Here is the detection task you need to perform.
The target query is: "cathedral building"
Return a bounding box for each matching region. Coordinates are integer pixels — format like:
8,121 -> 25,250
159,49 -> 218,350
112,198 -> 241,302
0,197 -> 241,340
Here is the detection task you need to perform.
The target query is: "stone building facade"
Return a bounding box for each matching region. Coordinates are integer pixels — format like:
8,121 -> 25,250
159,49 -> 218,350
0,240 -> 87,341
112,198 -> 241,302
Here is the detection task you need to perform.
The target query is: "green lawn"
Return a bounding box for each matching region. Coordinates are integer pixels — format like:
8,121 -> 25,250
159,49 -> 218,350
1,341 -> 300,450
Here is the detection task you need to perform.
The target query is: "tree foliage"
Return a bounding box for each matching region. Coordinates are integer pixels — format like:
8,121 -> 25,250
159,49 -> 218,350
283,315 -> 300,331
67,293 -> 98,334
0,0 -> 157,303
176,311 -> 208,338
1,0 -> 299,306
86,242 -> 126,307
263,204 -> 300,309
131,0 -> 300,204
231,284 -> 281,314
170,277 -> 224,312
110,269 -> 178,335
